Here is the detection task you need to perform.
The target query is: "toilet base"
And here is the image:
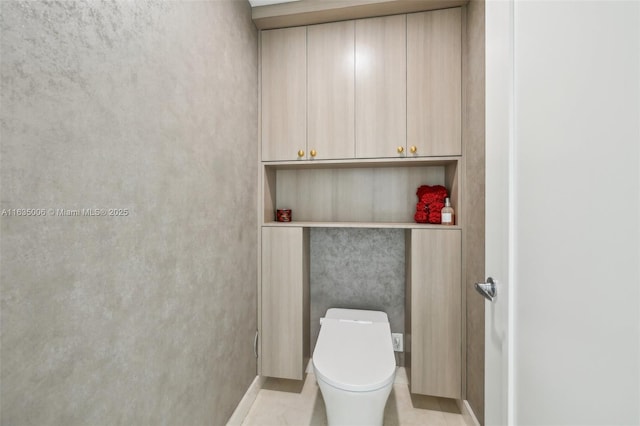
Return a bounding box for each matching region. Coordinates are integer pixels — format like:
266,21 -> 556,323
316,377 -> 393,426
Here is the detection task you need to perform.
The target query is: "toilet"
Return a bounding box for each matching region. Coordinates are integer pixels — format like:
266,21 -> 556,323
312,308 -> 396,426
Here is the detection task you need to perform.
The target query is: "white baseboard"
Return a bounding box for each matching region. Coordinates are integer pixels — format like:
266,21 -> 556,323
457,399 -> 481,426
226,375 -> 266,426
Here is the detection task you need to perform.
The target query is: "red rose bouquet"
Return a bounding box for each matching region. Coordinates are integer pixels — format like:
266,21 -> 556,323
414,185 -> 448,224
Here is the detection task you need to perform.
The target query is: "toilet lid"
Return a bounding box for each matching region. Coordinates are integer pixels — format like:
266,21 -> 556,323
312,318 -> 396,392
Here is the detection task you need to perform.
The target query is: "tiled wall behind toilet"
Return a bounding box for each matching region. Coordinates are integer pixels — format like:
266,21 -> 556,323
310,228 -> 405,363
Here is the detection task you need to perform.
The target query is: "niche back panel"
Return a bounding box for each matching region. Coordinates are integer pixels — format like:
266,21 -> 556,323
276,166 -> 445,222
309,228 -> 405,362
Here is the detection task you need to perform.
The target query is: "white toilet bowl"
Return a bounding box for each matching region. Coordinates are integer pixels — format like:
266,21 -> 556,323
313,308 -> 396,426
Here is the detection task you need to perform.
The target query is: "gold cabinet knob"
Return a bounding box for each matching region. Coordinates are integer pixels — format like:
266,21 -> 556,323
397,146 -> 405,154
310,149 -> 317,158
410,146 -> 417,154
297,150 -> 305,158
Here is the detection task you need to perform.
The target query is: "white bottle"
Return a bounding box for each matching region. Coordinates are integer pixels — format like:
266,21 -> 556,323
441,198 -> 455,226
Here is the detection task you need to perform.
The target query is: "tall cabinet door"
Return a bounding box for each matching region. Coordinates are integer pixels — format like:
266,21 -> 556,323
307,21 -> 355,160
261,27 -> 307,161
261,227 -> 309,380
355,15 -> 406,159
407,8 -> 462,157
410,229 -> 461,398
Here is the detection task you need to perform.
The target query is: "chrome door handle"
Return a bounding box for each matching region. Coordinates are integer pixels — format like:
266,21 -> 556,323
475,277 -> 497,302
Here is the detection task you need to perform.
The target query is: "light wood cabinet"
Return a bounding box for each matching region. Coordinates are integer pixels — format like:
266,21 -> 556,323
261,9 -> 461,161
261,27 -> 306,161
259,8 -> 466,392
261,227 -> 309,380
408,229 -> 461,398
407,8 -> 462,156
307,21 -> 355,160
355,14 -> 406,159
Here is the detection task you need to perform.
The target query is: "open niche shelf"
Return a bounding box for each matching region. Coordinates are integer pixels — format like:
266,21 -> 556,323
262,157 -> 461,227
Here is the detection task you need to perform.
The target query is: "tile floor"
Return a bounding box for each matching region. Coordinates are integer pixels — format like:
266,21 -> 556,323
241,368 -> 468,426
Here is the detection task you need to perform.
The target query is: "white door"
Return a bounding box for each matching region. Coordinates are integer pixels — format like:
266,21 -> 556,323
483,0 -> 513,424
485,1 -> 640,425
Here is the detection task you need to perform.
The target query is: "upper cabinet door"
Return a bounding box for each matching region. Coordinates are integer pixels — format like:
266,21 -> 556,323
407,8 -> 462,157
308,21 -> 355,160
261,27 -> 307,161
355,15 -> 407,159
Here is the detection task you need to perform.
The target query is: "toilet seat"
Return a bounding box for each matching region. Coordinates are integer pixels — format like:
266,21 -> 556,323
313,310 -> 396,392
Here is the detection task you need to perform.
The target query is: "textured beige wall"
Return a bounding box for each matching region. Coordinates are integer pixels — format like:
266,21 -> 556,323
463,0 -> 486,423
0,1 -> 258,425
